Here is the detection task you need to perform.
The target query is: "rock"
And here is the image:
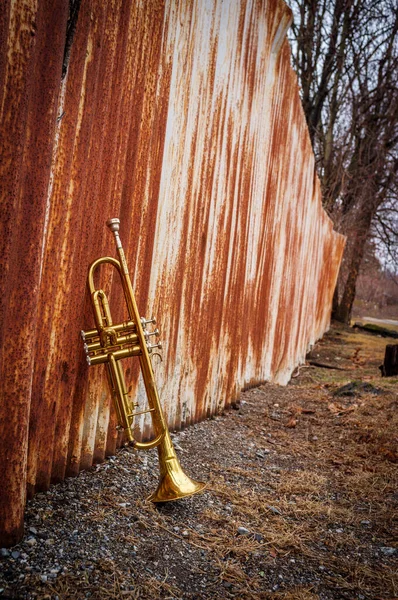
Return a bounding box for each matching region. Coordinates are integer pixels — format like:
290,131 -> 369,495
29,527 -> 38,535
11,551 -> 20,559
267,506 -> 281,515
222,581 -> 233,589
270,412 -> 280,421
237,527 -> 250,536
333,381 -> 384,398
26,538 -> 37,547
254,533 -> 263,542
0,548 -> 10,558
40,575 -> 48,583
45,539 -> 55,545
380,547 -> 396,556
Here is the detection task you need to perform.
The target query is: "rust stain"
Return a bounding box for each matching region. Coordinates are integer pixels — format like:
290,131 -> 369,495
0,0 -> 69,546
0,0 -> 345,547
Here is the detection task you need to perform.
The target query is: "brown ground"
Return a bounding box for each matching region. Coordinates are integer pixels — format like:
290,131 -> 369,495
0,324 -> 397,600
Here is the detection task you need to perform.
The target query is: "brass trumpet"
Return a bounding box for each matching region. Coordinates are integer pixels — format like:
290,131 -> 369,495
81,218 -> 205,502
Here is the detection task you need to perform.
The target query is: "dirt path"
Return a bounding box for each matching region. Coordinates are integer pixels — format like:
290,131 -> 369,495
361,316 -> 398,329
0,325 -> 397,599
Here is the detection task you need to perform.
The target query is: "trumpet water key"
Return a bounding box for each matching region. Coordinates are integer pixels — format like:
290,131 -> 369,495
81,218 -> 205,502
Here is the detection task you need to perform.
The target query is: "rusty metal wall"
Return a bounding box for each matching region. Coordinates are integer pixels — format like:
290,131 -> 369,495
0,0 -> 345,545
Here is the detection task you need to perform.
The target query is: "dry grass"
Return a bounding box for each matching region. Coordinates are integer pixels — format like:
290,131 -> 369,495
2,324 -> 397,599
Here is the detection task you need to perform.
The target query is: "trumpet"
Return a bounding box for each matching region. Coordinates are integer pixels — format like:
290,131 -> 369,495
81,218 -> 205,502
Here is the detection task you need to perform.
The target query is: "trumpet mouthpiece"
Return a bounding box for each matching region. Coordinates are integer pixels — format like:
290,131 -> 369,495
106,218 -> 120,233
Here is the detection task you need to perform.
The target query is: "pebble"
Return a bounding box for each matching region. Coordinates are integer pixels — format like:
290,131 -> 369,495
335,528 -> 344,533
11,551 -> 20,559
267,506 -> 281,515
0,377 -> 394,599
26,538 -> 37,547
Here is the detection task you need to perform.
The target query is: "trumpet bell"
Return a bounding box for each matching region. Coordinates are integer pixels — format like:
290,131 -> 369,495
148,432 -> 206,503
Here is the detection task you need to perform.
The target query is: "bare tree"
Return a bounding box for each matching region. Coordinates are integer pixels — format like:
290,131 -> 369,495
287,0 -> 398,323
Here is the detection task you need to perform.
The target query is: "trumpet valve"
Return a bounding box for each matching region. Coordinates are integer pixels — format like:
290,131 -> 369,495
147,341 -> 162,353
106,218 -> 120,233
141,316 -> 156,329
144,328 -> 160,341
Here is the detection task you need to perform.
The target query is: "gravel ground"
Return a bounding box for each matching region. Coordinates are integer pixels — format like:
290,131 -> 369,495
0,325 -> 397,599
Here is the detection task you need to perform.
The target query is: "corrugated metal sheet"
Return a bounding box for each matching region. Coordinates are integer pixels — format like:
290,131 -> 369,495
0,0 -> 345,545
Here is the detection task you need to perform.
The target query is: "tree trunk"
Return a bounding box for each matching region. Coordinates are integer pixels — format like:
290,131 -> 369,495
334,210 -> 374,324
380,345 -> 398,376
331,283 -> 340,320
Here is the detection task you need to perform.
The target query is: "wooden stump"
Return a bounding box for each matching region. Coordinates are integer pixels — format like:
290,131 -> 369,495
380,344 -> 398,377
